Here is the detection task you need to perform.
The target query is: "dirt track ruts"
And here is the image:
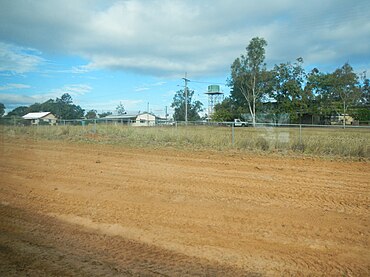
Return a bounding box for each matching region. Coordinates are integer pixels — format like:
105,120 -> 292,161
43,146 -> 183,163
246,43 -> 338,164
0,136 -> 369,276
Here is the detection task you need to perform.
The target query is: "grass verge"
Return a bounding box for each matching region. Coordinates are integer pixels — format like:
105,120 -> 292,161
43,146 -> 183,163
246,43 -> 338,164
1,124 -> 369,159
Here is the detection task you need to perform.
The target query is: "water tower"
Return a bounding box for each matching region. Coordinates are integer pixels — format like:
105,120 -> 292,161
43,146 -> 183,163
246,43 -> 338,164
205,85 -> 223,118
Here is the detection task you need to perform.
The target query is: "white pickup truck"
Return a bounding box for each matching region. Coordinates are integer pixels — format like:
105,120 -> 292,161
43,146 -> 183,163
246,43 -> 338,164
233,119 -> 248,127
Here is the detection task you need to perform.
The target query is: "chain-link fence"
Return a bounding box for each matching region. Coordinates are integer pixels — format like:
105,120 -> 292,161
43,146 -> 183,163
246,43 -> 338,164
1,116 -> 369,158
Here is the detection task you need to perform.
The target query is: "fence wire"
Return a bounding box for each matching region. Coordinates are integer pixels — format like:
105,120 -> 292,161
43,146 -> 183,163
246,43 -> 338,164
1,117 -> 369,158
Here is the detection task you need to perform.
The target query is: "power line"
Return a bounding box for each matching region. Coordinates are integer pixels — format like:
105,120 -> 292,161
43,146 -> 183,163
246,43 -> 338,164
188,79 -> 227,86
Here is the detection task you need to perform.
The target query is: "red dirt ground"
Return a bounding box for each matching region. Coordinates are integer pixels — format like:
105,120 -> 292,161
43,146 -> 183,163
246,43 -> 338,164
0,136 -> 369,276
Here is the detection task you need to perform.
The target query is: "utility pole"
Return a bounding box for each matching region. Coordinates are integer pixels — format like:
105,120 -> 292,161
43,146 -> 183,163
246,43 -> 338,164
183,72 -> 189,124
165,106 -> 168,120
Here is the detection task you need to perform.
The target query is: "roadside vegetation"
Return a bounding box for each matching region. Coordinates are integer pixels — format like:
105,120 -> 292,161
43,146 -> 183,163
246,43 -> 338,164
1,36 -> 368,159
2,124 -> 369,159
2,37 -> 369,128
214,37 -> 369,126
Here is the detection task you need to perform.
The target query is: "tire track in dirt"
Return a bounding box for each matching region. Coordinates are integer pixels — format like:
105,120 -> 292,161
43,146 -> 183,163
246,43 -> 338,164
1,137 -> 369,275
0,203 -> 259,276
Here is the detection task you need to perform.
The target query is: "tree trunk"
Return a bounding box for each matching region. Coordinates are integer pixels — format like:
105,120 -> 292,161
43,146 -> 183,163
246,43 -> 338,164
252,75 -> 256,127
241,85 -> 255,127
252,97 -> 256,127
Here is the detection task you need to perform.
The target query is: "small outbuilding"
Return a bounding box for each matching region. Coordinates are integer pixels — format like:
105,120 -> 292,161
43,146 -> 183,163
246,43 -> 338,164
22,112 -> 57,125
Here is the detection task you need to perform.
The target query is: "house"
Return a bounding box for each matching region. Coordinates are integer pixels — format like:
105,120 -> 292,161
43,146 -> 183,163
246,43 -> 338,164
132,112 -> 157,126
22,112 -> 57,125
102,112 -> 162,126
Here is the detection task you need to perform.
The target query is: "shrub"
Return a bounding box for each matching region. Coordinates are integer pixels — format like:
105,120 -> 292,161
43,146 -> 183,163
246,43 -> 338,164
256,137 -> 269,151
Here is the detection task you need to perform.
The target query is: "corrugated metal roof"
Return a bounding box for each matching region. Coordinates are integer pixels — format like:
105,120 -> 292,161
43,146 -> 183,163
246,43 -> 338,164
22,112 -> 51,119
102,112 -> 157,119
103,114 -> 138,119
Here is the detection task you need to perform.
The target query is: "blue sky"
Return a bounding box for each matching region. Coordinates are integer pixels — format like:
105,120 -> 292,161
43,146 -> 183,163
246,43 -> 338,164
1,0 -> 369,117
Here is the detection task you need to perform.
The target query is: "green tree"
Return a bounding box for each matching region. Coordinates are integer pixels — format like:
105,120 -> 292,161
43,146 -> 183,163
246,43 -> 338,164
306,68 -> 335,120
0,103 -> 5,117
56,94 -> 84,119
61,104 -> 84,119
271,58 -> 313,123
171,89 -> 203,121
360,74 -> 369,105
98,111 -> 112,118
28,102 -> 43,112
58,93 -> 73,105
7,106 -> 29,117
349,107 -> 370,123
331,63 -> 361,127
212,97 -> 240,122
85,109 -> 97,119
27,93 -> 84,119
6,94 -> 84,120
307,63 -> 362,125
116,102 -> 126,115
41,99 -> 58,115
229,37 -> 269,126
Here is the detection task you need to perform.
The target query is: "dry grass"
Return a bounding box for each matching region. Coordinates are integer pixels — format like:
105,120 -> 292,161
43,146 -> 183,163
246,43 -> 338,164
1,124 -> 369,158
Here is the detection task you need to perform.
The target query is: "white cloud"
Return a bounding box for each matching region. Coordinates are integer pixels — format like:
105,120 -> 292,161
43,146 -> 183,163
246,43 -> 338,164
0,84 -> 92,107
70,65 -> 91,74
50,84 -> 92,96
134,87 -> 149,92
82,99 -> 143,112
42,65 -> 92,75
0,0 -> 369,76
134,81 -> 166,92
0,42 -> 43,73
0,83 -> 31,91
0,93 -> 35,105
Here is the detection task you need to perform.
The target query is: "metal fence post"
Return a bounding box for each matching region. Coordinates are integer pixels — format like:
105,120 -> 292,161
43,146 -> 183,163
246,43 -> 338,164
231,123 -> 235,146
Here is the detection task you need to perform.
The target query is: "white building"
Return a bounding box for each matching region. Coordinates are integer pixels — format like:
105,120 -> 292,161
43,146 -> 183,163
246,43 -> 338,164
22,112 -> 57,125
132,112 -> 157,126
330,114 -> 354,125
103,112 -> 162,126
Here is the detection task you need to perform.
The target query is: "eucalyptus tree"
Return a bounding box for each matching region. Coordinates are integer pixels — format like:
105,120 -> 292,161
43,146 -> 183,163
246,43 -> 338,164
359,72 -> 369,105
25,93 -> 84,119
55,93 -> 84,119
229,37 -> 269,126
271,58 -> 313,123
331,63 -> 361,127
212,97 -> 241,122
307,63 -> 361,125
305,68 -> 335,120
171,89 -> 203,121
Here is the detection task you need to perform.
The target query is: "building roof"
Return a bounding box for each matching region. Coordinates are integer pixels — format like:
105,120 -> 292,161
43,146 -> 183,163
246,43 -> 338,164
22,112 -> 52,119
103,113 -> 138,119
103,112 -> 158,120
